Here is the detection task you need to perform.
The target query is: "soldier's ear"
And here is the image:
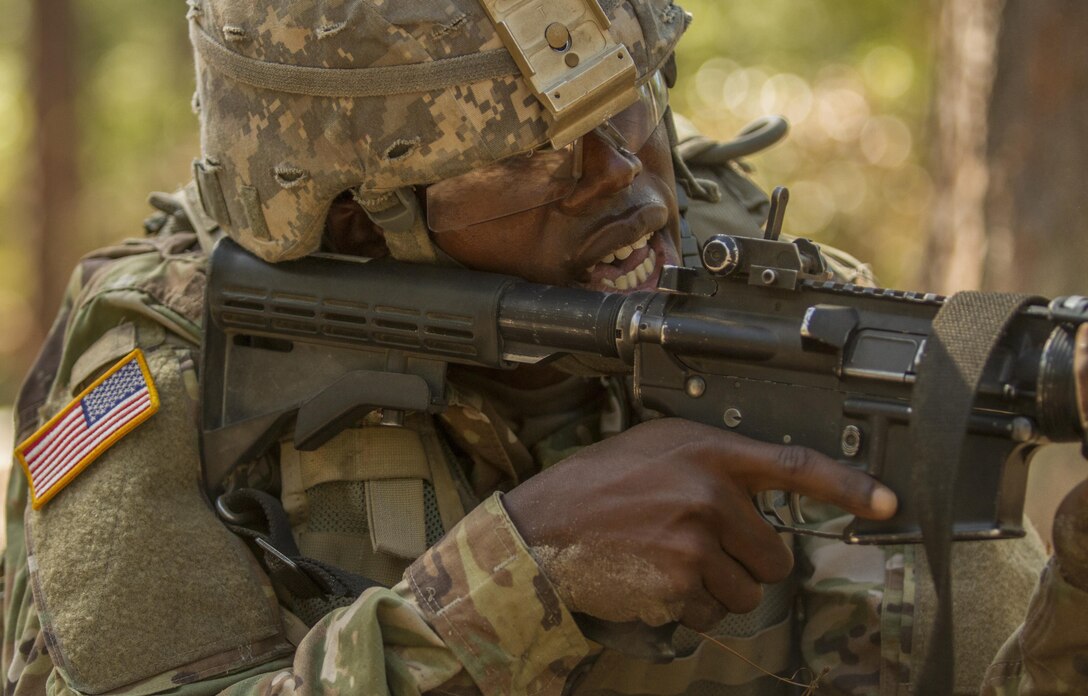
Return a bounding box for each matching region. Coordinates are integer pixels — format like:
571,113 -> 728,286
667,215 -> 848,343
322,190 -> 391,259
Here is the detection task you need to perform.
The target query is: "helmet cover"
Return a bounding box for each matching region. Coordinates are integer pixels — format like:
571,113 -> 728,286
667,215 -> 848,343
188,0 -> 688,262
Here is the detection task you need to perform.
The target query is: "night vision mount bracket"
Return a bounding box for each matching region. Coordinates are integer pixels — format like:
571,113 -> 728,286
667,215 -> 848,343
478,0 -> 639,148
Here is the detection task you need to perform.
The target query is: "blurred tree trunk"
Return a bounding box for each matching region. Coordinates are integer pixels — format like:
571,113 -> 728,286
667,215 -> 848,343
30,0 -> 78,343
984,1 -> 1088,297
923,0 -> 1004,294
926,0 -> 1088,296
926,0 -> 1088,545
985,1 -> 1088,547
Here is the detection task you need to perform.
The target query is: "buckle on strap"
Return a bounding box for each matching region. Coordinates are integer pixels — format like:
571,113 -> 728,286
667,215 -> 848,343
254,538 -> 325,599
354,187 -> 440,264
478,0 -> 639,148
215,489 -> 359,601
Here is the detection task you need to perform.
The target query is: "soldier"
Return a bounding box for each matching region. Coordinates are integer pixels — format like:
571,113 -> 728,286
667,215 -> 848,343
4,1 -> 1087,695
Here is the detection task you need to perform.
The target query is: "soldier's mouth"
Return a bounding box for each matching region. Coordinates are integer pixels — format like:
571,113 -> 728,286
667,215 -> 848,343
581,229 -> 678,293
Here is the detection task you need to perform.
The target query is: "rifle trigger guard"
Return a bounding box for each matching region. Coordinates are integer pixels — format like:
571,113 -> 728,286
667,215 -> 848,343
788,492 -> 808,525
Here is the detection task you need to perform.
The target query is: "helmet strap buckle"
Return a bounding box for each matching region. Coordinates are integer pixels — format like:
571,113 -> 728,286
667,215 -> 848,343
355,187 -> 441,265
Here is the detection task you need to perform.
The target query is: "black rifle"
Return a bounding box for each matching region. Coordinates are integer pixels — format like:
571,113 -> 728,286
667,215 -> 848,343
199,190 -> 1088,688
200,229 -> 1088,545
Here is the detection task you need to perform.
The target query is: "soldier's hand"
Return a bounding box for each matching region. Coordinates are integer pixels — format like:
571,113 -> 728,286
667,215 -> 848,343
503,418 -> 897,631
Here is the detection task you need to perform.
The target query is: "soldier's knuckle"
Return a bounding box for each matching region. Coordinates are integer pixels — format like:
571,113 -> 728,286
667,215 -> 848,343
731,583 -> 764,614
672,536 -> 710,581
775,445 -> 816,479
673,572 -> 703,600
753,545 -> 793,584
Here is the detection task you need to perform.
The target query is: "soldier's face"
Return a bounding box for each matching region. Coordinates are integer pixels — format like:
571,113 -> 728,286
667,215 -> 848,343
429,120 -> 682,293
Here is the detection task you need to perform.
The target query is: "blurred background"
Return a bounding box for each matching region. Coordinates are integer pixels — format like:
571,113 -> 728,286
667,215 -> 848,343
0,0 -> 1085,541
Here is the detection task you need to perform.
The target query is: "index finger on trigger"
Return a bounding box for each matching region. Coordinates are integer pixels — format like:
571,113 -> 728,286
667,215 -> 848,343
733,439 -> 898,520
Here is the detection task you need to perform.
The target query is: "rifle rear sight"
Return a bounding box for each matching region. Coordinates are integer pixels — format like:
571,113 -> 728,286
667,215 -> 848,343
699,187 -> 830,290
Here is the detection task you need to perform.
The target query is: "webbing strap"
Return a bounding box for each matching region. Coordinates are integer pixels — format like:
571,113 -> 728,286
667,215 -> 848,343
189,21 -> 518,97
910,291 -> 1036,692
178,181 -> 223,256
217,488 -> 379,623
353,188 -> 440,264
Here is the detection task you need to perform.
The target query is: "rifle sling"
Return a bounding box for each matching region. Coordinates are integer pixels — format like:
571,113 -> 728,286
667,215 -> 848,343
217,488 -> 381,626
910,291 -> 1037,692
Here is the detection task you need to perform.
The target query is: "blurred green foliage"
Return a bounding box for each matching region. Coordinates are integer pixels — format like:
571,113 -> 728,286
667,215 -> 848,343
0,0 -> 935,402
674,0 -> 934,287
0,0 -> 32,364
72,0 -> 200,249
0,0 -> 199,401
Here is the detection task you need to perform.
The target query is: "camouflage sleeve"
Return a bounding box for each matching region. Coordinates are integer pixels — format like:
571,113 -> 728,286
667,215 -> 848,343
216,587 -> 466,696
404,493 -> 591,695
981,559 -> 1088,695
220,493 -> 589,696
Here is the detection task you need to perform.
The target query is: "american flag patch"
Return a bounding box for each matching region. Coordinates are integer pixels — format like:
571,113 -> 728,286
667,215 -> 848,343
16,349 -> 159,509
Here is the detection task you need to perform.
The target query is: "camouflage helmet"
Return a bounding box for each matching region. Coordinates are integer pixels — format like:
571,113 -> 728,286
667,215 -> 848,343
188,0 -> 689,263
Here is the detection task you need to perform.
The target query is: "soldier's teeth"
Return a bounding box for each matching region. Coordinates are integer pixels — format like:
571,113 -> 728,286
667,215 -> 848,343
625,270 -> 638,287
615,275 -> 630,290
635,264 -> 648,283
642,257 -> 654,275
602,278 -> 616,289
596,233 -> 654,267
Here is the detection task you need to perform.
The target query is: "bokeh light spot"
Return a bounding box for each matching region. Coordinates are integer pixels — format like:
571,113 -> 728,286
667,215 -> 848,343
816,83 -> 871,142
761,73 -> 814,124
788,181 -> 836,235
862,45 -> 916,101
860,115 -> 914,168
823,161 -> 868,214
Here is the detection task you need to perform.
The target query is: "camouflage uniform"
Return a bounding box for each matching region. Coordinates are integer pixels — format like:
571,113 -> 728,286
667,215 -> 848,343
3,179 -> 1085,695
4,0 -> 1088,693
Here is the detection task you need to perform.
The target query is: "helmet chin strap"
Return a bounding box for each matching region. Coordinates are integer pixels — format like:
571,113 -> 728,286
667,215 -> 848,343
665,106 -> 721,205
353,187 -> 462,266
657,52 -> 719,206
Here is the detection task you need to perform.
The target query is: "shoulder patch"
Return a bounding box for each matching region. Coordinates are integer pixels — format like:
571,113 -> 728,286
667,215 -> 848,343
16,349 -> 160,509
